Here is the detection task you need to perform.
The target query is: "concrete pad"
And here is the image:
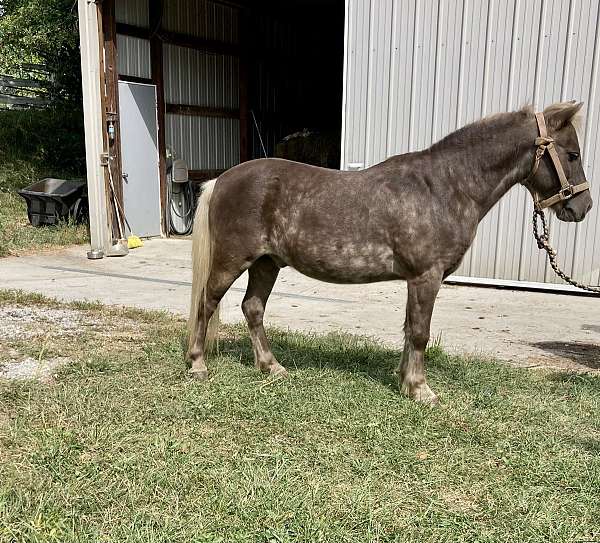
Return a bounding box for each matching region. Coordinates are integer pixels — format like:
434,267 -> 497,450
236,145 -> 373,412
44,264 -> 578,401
1,238 -> 599,371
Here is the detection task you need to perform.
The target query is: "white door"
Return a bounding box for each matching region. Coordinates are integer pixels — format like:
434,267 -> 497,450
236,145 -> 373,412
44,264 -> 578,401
118,81 -> 161,237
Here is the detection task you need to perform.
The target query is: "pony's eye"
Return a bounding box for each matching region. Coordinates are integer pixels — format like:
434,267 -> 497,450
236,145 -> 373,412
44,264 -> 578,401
568,151 -> 580,161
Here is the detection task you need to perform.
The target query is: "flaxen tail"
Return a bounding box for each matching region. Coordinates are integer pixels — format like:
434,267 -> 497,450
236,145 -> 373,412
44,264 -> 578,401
187,178 -> 219,356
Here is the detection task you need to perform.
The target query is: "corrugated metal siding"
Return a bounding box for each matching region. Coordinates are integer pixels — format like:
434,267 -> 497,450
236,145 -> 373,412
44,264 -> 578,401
116,0 -> 241,170
342,0 -> 600,288
116,35 -> 151,79
165,115 -> 239,170
115,0 -> 149,27
163,44 -> 239,108
162,2 -> 240,169
162,0 -> 239,44
163,42 -> 240,168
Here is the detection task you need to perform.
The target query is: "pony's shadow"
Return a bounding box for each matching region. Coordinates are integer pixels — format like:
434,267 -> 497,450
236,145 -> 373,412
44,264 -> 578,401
530,341 -> 600,370
218,328 -> 402,389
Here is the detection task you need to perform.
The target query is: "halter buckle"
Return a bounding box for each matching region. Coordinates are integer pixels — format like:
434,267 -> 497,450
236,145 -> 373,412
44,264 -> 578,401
558,186 -> 574,200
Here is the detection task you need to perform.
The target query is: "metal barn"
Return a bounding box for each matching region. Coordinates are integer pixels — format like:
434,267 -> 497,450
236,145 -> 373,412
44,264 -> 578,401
78,0 -> 600,292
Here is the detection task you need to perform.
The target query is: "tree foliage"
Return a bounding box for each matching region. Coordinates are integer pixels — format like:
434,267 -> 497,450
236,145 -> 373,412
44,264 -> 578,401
0,0 -> 82,106
0,1 -> 85,182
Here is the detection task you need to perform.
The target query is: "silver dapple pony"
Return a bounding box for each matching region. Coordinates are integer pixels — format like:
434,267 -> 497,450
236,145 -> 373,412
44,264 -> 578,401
187,102 -> 592,404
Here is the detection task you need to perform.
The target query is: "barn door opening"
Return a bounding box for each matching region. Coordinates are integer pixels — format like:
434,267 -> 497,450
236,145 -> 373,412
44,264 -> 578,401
244,0 -> 346,168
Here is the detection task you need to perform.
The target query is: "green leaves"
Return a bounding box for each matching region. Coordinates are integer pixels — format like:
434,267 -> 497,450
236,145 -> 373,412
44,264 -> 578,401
0,0 -> 82,106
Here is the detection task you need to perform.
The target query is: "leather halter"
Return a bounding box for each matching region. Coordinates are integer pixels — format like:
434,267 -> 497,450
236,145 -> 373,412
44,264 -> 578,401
524,112 -> 590,210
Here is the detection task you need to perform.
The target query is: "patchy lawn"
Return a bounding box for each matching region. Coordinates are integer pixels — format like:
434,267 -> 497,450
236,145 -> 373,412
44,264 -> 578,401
0,289 -> 599,543
0,191 -> 88,257
0,108 -> 88,257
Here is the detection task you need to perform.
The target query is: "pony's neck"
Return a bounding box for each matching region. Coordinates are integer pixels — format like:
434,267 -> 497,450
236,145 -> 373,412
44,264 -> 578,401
471,147 -> 534,220
431,110 -> 537,221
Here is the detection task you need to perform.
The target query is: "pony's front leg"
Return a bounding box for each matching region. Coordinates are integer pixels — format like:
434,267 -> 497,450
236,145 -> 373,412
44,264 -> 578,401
397,268 -> 443,405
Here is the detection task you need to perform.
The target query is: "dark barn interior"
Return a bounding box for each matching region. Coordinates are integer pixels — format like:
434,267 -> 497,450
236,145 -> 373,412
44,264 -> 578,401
243,0 -> 345,167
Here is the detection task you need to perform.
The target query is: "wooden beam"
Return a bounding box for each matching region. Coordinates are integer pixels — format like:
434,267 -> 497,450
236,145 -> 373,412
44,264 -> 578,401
150,0 -> 168,235
166,103 -> 239,119
102,0 -> 124,218
159,29 -> 239,56
116,21 -> 317,66
118,74 -> 153,85
115,22 -> 150,40
188,169 -> 227,183
210,0 -> 244,9
116,21 -> 239,57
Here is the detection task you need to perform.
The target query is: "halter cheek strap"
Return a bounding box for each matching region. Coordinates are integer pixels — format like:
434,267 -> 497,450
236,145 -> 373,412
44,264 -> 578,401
524,112 -> 590,209
525,112 -> 599,294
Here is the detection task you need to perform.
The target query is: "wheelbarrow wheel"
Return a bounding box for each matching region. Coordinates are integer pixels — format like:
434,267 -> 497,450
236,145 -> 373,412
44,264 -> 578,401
71,198 -> 89,224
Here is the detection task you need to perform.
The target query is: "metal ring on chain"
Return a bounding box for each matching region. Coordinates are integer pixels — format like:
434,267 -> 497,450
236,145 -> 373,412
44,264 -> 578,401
533,208 -> 600,294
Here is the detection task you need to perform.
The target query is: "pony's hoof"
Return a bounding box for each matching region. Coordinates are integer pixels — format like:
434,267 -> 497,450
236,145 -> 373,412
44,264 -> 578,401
257,360 -> 288,377
420,393 -> 440,407
270,365 -> 288,378
401,382 -> 439,406
188,368 -> 209,380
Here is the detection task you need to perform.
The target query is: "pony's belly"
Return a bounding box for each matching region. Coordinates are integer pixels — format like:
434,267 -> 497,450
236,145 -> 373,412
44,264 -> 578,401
277,243 -> 401,284
290,265 -> 399,284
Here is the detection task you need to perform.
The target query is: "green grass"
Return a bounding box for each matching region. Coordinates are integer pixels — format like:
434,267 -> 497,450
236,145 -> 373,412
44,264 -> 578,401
0,108 -> 88,257
0,191 -> 88,257
0,290 -> 599,542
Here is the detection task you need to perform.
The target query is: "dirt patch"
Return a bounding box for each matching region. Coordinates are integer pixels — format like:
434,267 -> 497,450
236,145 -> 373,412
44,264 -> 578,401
0,303 -> 101,382
0,356 -> 69,383
0,301 -> 155,382
0,304 -> 100,341
441,490 -> 478,513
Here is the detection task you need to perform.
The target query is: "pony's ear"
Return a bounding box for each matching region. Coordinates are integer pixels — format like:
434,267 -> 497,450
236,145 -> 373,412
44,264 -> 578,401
543,101 -> 583,130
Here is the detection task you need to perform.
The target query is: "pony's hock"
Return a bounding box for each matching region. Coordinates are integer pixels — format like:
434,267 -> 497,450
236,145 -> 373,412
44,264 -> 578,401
186,102 -> 593,404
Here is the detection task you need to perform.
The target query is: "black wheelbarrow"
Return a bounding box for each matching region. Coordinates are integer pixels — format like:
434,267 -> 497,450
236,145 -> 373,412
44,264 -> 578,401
18,178 -> 88,227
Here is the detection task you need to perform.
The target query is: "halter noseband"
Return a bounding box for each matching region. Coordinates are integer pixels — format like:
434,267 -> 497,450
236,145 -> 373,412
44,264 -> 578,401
523,112 -> 589,209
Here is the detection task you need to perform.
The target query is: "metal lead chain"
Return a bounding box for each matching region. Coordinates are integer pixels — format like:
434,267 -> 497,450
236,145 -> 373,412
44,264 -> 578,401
533,208 -> 600,294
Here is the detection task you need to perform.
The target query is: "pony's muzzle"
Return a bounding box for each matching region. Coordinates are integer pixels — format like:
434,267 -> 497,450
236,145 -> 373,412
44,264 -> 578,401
558,189 -> 593,222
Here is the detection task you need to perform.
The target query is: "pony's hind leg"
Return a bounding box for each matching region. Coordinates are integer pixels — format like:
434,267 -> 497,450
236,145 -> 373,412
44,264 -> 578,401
397,268 -> 443,405
189,266 -> 241,379
242,256 -> 287,377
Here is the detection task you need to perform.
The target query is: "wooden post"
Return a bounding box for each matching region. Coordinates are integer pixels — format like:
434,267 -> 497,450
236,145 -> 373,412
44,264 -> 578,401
95,1 -> 120,242
150,0 -> 168,235
102,0 -> 124,210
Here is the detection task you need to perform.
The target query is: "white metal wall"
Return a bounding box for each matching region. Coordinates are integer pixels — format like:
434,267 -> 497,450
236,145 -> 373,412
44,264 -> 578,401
342,0 -> 600,287
115,0 -> 148,26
